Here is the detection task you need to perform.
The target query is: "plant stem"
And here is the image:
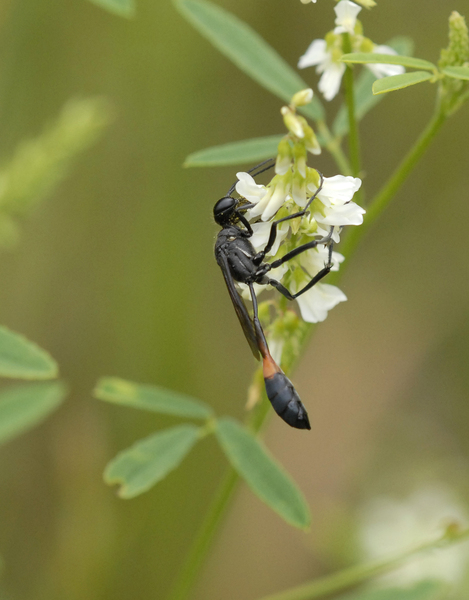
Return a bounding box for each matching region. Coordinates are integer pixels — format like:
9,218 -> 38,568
316,120 -> 353,176
338,106 -> 447,263
168,104 -> 449,600
167,466 -> 239,600
256,527 -> 469,600
343,34 -> 361,179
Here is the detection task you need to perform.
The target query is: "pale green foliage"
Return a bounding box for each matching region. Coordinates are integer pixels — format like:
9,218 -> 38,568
104,425 -> 201,498
175,0 -> 324,122
373,72 -> 433,95
0,324 -> 58,379
0,381 -> 67,445
185,135 -> 284,167
0,97 -> 112,248
333,36 -> 414,138
94,377 -> 213,419
215,417 -> 311,529
341,53 -> 436,71
95,380 -> 311,528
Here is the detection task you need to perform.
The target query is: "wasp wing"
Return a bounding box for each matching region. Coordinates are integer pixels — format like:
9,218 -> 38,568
217,253 -> 260,361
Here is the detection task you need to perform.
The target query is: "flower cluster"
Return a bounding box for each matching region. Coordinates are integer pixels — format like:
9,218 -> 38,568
234,91 -> 364,330
298,0 -> 404,100
357,484 -> 469,587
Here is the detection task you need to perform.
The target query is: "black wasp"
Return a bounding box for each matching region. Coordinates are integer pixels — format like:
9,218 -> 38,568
214,159 -> 334,430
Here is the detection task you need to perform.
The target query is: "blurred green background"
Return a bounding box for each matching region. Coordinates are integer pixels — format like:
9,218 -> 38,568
0,0 -> 468,599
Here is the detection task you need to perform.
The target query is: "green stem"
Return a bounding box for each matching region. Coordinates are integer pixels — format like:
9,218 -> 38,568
316,120 -> 353,176
167,467 -> 239,600
342,34 -> 361,179
168,104 -> 449,600
338,106 -> 447,263
257,527 -> 469,600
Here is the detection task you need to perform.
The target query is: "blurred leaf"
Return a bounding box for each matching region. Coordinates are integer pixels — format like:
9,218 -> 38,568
185,135 -> 283,167
373,72 -> 433,95
0,97 -> 113,246
175,0 -> 324,122
104,424 -> 200,498
442,66 -> 469,80
215,417 -> 310,529
94,377 -> 213,420
0,381 -> 67,445
341,53 -> 436,71
333,36 -> 414,138
87,0 -> 135,18
0,325 -> 58,379
338,579 -> 445,600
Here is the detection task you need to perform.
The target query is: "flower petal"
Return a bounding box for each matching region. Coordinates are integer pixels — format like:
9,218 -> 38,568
318,62 -> 346,101
334,0 -> 362,35
298,39 -> 328,69
235,172 -> 267,203
294,283 -> 347,323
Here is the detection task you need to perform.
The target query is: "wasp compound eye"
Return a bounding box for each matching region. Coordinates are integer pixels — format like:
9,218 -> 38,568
213,196 -> 238,225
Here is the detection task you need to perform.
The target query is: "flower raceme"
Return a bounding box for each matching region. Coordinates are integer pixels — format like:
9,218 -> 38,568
298,0 -> 405,100
234,169 -> 364,324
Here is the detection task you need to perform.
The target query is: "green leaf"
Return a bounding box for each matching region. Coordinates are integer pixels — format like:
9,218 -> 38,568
339,579 -> 445,600
372,71 -> 433,95
104,424 -> 200,498
341,53 -> 436,72
94,377 -> 213,420
175,0 -> 324,121
185,135 -> 283,167
87,0 -> 135,18
0,381 -> 67,445
215,417 -> 310,529
0,325 -> 58,380
442,65 -> 469,80
333,36 -> 414,138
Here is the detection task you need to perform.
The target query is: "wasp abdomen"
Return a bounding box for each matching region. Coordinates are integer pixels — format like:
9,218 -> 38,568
264,371 -> 311,430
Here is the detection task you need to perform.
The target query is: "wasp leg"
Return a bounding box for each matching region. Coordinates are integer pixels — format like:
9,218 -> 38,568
226,158 -> 275,196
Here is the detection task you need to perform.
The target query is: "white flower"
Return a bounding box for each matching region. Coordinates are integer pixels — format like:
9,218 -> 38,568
247,178 -> 289,222
249,220 -> 289,256
368,44 -> 406,78
308,174 -> 362,207
235,172 -> 267,203
358,484 -> 469,587
299,245 -> 344,274
315,201 -> 365,227
236,171 -> 290,222
334,0 -> 362,35
292,282 -> 347,323
298,39 -> 345,101
300,0 -> 317,3
299,3 -> 405,102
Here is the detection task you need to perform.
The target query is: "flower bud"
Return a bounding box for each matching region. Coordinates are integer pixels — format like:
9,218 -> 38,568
275,138 -> 293,175
291,88 -> 314,108
299,119 -> 321,155
439,11 -> 469,69
354,0 -> 376,8
293,144 -> 307,178
281,106 -> 304,138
